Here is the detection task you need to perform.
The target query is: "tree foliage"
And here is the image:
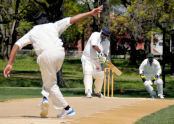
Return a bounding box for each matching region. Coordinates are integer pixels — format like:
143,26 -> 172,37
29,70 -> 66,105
127,0 -> 174,38
0,0 -> 34,59
109,0 -> 174,65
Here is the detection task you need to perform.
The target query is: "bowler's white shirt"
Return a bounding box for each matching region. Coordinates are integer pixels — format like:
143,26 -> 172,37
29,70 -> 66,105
139,58 -> 161,76
15,17 -> 71,55
83,32 -> 110,60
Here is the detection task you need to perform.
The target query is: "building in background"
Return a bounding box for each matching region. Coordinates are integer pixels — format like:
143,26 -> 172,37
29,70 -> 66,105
151,33 -> 163,56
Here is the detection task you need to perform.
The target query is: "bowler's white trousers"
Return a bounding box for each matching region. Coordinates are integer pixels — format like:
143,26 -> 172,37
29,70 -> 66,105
81,55 -> 104,94
37,47 -> 68,109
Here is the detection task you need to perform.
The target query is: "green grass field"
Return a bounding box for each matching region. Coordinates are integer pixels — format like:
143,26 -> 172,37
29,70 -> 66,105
1,55 -> 174,90
135,104 -> 174,124
0,87 -> 85,102
1,55 -> 174,124
1,55 -> 174,99
0,87 -> 41,102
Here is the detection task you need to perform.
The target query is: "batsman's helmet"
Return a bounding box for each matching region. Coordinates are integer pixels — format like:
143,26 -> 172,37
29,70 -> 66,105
101,27 -> 111,36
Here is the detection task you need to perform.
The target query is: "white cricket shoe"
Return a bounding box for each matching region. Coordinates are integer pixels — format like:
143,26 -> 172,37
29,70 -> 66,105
158,94 -> 164,99
40,98 -> 49,117
86,90 -> 92,98
86,92 -> 92,98
57,108 -> 75,118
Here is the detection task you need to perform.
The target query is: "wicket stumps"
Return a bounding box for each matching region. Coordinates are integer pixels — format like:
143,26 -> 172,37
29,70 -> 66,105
104,68 -> 114,97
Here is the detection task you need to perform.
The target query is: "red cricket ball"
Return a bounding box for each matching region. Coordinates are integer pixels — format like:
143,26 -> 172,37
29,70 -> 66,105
96,66 -> 100,70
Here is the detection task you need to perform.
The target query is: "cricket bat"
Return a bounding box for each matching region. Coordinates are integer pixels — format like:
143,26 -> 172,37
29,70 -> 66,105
105,62 -> 122,76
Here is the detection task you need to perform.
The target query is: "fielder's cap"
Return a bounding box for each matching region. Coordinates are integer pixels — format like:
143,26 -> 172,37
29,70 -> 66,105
101,27 -> 111,36
147,53 -> 154,58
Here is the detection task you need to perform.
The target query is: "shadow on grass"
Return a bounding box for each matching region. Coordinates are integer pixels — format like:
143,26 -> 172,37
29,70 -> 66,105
62,88 -> 174,99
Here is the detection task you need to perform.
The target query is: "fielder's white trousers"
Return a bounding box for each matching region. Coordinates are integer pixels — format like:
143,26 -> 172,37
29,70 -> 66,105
143,75 -> 163,96
37,48 -> 68,109
81,55 -> 104,94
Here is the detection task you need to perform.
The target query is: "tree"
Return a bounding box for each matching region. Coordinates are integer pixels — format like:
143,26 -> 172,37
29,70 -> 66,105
0,0 -> 21,59
126,0 -> 174,68
109,0 -> 174,65
0,0 -> 35,59
32,0 -> 64,22
99,0 -> 110,27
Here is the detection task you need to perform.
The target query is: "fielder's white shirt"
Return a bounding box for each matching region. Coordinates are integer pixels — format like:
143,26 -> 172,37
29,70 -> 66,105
83,32 -> 110,60
139,58 -> 161,76
15,17 -> 71,56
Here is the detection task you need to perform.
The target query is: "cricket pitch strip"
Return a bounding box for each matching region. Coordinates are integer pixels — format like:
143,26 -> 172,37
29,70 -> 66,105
0,97 -> 174,124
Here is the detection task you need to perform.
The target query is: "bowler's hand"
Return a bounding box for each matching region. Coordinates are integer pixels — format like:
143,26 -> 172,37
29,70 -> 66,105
91,5 -> 103,16
4,64 -> 12,77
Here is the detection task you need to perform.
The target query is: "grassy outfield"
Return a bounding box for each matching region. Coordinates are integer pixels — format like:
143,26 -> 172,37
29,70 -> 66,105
0,87 -> 85,102
135,104 -> 174,124
0,87 -> 41,102
0,55 -> 174,98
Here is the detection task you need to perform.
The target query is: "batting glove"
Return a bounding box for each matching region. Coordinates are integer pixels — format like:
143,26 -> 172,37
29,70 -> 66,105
98,56 -> 108,63
151,77 -> 157,82
97,52 -> 104,58
140,74 -> 146,82
152,75 -> 159,82
97,52 -> 107,63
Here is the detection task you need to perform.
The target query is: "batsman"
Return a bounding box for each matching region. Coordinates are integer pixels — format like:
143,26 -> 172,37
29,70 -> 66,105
139,53 -> 164,99
81,27 -> 110,98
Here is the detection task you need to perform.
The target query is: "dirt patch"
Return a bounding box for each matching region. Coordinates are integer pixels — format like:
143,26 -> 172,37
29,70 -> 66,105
0,97 -> 174,124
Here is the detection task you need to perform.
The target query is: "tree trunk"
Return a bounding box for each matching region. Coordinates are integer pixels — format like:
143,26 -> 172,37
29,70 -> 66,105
33,0 -> 67,87
99,0 -> 110,28
0,15 -> 8,60
57,67 -> 69,88
98,0 -> 110,69
129,39 -> 137,65
92,0 -> 100,32
170,33 -> 174,73
56,0 -> 68,87
0,0 -> 20,60
81,29 -> 85,51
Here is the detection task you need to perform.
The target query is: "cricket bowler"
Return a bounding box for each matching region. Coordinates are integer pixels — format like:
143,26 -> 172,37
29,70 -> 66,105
81,27 -> 110,98
3,5 -> 103,118
139,53 -> 164,99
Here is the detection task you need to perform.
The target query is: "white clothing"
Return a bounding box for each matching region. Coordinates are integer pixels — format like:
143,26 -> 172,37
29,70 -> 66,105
81,55 -> 104,94
143,80 -> 156,96
81,32 -> 110,94
143,79 -> 163,97
83,32 -> 110,61
139,59 -> 161,76
139,58 -> 163,97
15,17 -> 71,109
15,17 -> 71,56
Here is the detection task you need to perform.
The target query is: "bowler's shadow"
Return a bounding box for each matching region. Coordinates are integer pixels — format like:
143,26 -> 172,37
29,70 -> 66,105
22,115 -> 57,119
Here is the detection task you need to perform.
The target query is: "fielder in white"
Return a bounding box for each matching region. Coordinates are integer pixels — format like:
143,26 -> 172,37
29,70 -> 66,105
139,53 -> 164,99
81,27 -> 110,98
3,5 -> 103,118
